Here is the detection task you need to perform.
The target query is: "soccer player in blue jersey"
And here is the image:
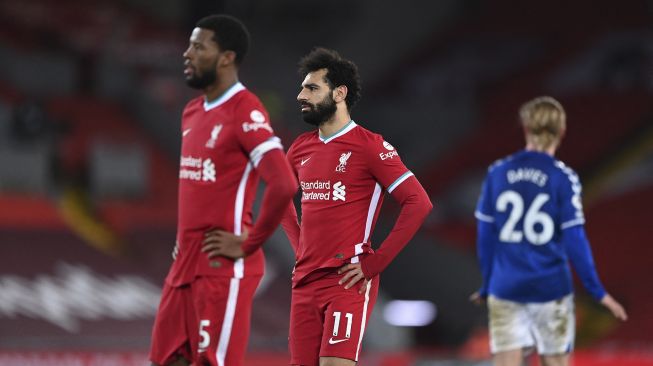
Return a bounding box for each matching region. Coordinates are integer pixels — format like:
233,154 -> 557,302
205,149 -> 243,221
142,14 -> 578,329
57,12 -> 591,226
471,96 -> 627,366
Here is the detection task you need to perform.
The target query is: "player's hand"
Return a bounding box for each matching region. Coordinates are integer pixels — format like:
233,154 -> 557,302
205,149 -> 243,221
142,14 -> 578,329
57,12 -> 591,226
469,291 -> 486,305
600,293 -> 628,321
337,263 -> 369,294
202,229 -> 247,260
172,240 -> 179,260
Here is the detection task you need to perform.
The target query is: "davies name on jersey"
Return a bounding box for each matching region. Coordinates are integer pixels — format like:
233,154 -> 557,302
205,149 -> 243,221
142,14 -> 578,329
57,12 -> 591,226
506,168 -> 548,187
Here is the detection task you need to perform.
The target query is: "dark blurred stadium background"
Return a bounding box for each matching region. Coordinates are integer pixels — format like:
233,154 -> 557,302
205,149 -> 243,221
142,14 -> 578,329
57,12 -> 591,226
0,0 -> 652,365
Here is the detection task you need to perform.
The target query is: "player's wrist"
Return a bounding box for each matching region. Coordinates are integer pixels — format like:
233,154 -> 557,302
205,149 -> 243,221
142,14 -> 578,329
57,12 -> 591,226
359,257 -> 376,280
240,237 -> 261,256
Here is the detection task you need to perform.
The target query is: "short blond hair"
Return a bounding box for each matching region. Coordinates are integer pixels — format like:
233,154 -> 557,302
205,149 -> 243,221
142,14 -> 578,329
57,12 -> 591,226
519,96 -> 566,149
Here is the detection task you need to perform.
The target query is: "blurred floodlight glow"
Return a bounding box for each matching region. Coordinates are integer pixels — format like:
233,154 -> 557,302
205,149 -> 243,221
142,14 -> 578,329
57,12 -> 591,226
383,300 -> 437,326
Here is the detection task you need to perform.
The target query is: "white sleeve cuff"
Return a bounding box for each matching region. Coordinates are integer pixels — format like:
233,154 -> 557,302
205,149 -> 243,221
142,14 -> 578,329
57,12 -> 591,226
561,217 -> 585,229
475,211 -> 495,223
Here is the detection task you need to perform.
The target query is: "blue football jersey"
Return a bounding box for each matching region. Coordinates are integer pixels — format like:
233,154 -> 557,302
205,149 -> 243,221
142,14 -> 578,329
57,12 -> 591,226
475,150 -> 600,302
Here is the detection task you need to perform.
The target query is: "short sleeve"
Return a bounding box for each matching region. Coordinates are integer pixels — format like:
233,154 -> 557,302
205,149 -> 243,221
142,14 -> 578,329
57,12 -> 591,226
559,168 -> 585,229
366,136 -> 412,193
234,97 -> 283,167
475,174 -> 495,224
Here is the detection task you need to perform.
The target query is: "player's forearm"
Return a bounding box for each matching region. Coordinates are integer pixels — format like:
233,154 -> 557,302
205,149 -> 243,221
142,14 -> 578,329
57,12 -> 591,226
280,201 -> 300,253
361,177 -> 432,278
241,150 -> 298,255
476,221 -> 495,296
562,225 -> 606,301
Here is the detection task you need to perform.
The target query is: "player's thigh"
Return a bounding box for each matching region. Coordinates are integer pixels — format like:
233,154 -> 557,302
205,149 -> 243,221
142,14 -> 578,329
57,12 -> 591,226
319,276 -> 379,363
492,349 -> 523,366
192,275 -> 262,366
540,354 -> 570,366
319,356 -> 356,366
488,295 -> 534,354
151,358 -> 191,366
528,295 -> 574,356
289,282 -> 325,366
150,284 -> 195,365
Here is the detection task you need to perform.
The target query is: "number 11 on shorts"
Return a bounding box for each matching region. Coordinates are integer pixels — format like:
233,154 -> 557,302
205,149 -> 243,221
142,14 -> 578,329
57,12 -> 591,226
332,311 -> 353,338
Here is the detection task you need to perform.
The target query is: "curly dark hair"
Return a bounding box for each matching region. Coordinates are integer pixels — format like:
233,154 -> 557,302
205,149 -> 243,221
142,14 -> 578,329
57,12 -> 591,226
196,14 -> 250,65
298,47 -> 362,111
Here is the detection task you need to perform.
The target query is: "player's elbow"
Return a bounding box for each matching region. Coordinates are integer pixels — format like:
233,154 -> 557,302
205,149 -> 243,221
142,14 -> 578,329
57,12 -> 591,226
275,177 -> 298,202
414,188 -> 433,216
425,199 -> 434,214
402,190 -> 432,221
418,197 -> 433,220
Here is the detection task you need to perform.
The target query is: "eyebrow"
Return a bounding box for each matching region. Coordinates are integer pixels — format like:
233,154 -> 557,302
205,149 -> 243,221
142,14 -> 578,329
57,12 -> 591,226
302,82 -> 320,88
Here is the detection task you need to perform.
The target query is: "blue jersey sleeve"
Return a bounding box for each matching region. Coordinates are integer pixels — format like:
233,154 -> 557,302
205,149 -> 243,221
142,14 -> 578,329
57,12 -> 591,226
557,163 -> 585,229
475,175 -> 495,224
562,225 -> 606,301
475,175 -> 495,297
476,220 -> 496,297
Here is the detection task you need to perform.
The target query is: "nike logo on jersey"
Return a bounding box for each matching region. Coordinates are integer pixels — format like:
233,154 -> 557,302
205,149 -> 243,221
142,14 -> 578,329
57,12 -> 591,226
328,337 -> 349,345
183,128 -> 192,137
301,157 -> 311,166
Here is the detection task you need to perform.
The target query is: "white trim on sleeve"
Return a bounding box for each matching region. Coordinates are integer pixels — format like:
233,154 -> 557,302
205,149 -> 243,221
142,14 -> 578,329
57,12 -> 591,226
561,217 -> 585,230
475,211 -> 495,223
387,171 -> 414,193
249,137 -> 283,167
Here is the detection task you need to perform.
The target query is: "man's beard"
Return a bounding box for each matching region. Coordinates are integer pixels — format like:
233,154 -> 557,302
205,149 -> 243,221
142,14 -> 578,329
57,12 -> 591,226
301,94 -> 337,126
185,62 -> 217,89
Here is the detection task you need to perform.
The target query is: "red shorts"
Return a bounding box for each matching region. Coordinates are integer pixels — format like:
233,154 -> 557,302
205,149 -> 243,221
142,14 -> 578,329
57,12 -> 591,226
289,270 -> 379,365
149,275 -> 262,366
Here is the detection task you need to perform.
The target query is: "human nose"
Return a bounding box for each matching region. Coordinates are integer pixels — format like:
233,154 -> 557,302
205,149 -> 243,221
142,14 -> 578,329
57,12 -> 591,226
297,89 -> 307,102
183,45 -> 192,59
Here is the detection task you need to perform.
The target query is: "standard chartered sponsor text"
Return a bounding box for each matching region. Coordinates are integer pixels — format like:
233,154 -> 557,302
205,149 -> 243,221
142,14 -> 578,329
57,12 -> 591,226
300,180 -> 331,190
303,191 -> 331,200
301,180 -> 331,201
181,155 -> 202,168
300,180 -> 347,201
180,155 -> 216,182
180,169 -> 202,180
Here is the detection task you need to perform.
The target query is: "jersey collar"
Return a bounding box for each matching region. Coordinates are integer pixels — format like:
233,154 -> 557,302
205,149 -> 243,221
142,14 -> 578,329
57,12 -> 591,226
203,82 -> 245,111
319,120 -> 357,144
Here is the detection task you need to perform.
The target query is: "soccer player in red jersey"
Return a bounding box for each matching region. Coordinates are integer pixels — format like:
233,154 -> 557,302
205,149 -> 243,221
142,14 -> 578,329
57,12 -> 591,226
149,15 -> 297,366
282,48 -> 433,366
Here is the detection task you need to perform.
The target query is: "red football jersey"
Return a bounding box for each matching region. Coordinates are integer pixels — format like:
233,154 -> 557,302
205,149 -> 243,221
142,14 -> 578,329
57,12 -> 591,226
287,121 -> 414,284
166,82 -> 283,286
